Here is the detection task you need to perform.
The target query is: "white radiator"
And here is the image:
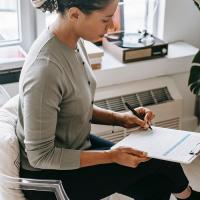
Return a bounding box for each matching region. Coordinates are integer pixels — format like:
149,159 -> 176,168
92,76 -> 183,143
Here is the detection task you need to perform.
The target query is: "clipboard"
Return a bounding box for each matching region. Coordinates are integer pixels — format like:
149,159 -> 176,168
111,126 -> 200,164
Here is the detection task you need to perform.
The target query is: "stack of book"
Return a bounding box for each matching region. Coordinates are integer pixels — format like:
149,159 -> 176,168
84,41 -> 104,70
0,45 -> 26,63
0,45 -> 27,71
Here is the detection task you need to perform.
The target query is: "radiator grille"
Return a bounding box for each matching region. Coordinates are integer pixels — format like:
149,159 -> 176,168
138,91 -> 155,106
153,87 -> 173,103
123,93 -> 140,108
99,118 -> 180,143
155,117 -> 180,129
94,87 -> 181,143
95,87 -> 173,111
108,97 -> 124,112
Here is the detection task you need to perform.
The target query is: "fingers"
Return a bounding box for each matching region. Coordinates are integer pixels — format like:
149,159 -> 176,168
133,117 -> 149,129
127,156 -> 149,168
136,156 -> 150,163
135,107 -> 155,128
144,111 -> 155,129
118,146 -> 148,157
111,147 -> 150,168
134,117 -> 148,128
136,107 -> 155,120
123,107 -> 155,129
144,111 -> 155,123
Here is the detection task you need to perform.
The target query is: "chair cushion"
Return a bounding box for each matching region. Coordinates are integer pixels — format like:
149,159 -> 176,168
0,95 -> 26,200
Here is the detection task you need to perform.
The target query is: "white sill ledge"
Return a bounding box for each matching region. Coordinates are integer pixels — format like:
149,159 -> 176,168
94,41 -> 199,88
0,45 -> 26,72
0,41 -> 198,88
0,59 -> 24,72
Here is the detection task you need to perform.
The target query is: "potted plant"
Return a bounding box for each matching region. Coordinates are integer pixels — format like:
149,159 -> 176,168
193,0 -> 200,10
188,0 -> 200,124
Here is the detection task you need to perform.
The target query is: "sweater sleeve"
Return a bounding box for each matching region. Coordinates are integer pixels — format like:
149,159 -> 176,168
22,58 -> 81,170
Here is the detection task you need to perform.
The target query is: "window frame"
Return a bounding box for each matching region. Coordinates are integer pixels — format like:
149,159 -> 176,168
20,0 -> 37,52
0,0 -> 21,47
120,0 -> 160,36
36,0 -> 161,38
0,0 -> 162,52
0,0 -> 38,52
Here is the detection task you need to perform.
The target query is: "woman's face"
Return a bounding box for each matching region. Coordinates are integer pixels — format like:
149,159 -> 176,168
75,0 -> 118,42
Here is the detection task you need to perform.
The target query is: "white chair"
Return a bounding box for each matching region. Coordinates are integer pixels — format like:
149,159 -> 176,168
0,85 -> 10,107
0,174 -> 69,200
0,85 -> 69,200
0,85 -> 115,200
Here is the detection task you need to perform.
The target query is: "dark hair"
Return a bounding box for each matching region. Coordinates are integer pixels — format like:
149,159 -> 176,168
40,0 -> 113,14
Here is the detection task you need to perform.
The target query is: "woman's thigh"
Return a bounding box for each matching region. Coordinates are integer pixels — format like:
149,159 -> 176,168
122,173 -> 172,200
88,134 -> 188,194
20,135 -> 188,200
21,158 -> 184,200
88,134 -> 114,150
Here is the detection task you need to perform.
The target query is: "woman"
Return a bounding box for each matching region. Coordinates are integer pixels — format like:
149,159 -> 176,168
16,0 -> 200,199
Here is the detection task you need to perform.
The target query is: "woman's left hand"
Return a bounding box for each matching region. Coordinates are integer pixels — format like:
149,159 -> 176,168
120,107 -> 155,129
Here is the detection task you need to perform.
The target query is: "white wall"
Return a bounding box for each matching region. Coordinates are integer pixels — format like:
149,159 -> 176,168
172,72 -> 197,131
158,0 -> 200,48
20,0 -> 37,52
159,0 -> 200,130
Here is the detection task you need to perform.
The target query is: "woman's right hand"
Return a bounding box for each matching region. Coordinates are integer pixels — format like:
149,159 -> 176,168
109,147 -> 150,168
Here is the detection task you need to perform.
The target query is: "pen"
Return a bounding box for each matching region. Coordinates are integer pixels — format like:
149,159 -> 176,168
125,102 -> 152,130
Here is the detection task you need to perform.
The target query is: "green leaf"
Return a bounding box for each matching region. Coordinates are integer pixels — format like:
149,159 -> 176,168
188,65 -> 200,86
190,81 -> 200,95
190,82 -> 198,92
188,49 -> 200,91
194,0 -> 200,10
193,83 -> 200,95
192,50 -> 200,63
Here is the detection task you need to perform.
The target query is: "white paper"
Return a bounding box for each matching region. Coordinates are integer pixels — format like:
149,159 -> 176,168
112,126 -> 200,164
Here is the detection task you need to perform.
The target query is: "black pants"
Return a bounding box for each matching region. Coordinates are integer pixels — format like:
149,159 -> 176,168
20,135 -> 189,200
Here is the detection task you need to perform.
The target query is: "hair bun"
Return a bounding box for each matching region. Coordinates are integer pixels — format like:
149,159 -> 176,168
31,0 -> 58,12
31,0 -> 47,8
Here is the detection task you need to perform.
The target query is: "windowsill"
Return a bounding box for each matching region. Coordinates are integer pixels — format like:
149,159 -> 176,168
0,45 -> 26,72
94,41 -> 199,88
0,41 -> 198,87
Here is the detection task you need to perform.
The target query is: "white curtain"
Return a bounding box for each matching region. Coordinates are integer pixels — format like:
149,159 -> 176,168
0,0 -> 17,11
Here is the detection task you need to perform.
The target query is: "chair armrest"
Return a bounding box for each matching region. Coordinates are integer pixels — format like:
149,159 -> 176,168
0,173 -> 70,200
0,85 -> 10,107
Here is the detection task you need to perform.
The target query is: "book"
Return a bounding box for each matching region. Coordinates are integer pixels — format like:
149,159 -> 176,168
111,126 -> 200,164
0,45 -> 26,63
84,41 -> 104,70
84,40 -> 104,58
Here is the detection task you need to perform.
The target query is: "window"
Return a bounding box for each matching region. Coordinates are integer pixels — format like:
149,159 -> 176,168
46,12 -> 57,27
123,0 -> 159,34
44,0 -> 159,35
0,0 -> 21,46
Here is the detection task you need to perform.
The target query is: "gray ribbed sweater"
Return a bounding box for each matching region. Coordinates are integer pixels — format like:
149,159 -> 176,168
16,29 -> 96,171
